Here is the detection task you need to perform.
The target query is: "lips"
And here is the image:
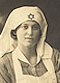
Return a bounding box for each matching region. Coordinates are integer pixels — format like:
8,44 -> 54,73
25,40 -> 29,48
25,37 -> 33,40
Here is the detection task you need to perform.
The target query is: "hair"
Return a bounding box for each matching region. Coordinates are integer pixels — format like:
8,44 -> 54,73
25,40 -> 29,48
10,29 -> 17,40
10,24 -> 21,40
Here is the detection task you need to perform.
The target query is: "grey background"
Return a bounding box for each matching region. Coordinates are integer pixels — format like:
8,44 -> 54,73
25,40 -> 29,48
0,0 -> 60,50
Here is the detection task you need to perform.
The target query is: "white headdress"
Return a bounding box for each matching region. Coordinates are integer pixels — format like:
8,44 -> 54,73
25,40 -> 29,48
0,6 -> 48,58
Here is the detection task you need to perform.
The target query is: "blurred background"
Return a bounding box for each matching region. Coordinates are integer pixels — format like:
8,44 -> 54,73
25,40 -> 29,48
0,0 -> 60,50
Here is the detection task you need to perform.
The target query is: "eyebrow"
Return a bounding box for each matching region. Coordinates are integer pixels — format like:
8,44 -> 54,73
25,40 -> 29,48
21,24 -> 28,26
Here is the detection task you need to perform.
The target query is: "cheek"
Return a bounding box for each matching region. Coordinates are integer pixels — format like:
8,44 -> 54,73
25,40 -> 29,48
16,30 -> 21,40
17,30 -> 25,41
34,31 -> 41,41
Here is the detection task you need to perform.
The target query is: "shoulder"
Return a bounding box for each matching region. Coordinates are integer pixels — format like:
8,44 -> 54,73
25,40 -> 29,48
44,42 -> 60,71
0,52 -> 13,82
51,48 -> 60,72
44,42 -> 60,59
45,44 -> 60,82
52,48 -> 60,83
0,51 -> 16,82
52,48 -> 60,65
0,51 -> 13,74
0,51 -> 13,65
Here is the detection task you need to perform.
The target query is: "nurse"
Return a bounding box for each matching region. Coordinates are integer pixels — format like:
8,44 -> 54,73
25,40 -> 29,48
0,6 -> 60,83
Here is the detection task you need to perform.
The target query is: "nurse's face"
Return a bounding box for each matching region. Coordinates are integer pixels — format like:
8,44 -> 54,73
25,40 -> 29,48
16,20 -> 41,48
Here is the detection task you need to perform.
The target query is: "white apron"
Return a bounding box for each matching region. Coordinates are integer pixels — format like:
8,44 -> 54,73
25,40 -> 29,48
12,43 -> 57,83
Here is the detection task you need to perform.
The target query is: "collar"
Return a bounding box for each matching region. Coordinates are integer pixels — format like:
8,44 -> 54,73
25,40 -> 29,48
12,46 -> 40,66
12,46 -> 30,64
12,42 -> 53,66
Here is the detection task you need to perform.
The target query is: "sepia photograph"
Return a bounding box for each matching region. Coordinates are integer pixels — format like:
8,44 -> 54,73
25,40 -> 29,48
0,0 -> 60,83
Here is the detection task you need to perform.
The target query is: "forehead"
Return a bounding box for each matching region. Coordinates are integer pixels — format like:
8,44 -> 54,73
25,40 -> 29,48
21,20 -> 40,26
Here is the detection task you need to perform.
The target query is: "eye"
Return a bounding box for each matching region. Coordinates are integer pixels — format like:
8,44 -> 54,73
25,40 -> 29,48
21,24 -> 28,30
32,24 -> 40,30
23,25 -> 28,29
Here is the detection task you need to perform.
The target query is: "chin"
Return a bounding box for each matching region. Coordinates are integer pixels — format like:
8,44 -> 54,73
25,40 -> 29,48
24,43 -> 36,48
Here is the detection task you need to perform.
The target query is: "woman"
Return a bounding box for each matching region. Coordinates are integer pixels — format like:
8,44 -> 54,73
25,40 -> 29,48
0,6 -> 60,83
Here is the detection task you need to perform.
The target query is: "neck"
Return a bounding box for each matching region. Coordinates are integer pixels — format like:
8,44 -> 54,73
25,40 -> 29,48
19,44 -> 37,55
18,44 -> 37,65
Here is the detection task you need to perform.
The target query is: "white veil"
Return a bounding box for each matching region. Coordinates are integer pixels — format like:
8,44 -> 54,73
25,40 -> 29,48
0,6 -> 48,58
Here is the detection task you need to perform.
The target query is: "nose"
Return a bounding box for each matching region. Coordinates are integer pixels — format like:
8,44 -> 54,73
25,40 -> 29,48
27,26 -> 33,36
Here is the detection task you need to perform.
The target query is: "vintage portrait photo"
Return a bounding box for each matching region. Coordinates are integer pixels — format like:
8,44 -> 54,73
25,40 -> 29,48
0,0 -> 60,83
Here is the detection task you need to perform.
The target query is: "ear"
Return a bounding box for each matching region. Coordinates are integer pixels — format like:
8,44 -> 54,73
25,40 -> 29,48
10,30 -> 17,40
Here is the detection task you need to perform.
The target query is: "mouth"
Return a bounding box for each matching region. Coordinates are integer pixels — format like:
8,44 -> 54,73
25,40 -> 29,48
25,37 -> 33,41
